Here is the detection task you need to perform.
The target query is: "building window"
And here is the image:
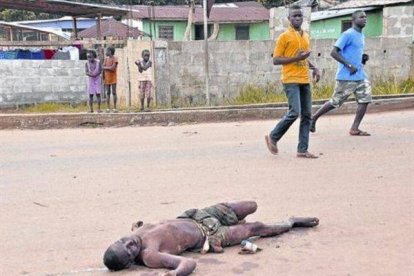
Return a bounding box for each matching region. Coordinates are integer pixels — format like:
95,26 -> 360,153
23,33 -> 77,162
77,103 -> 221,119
341,20 -> 352,32
235,25 -> 249,40
194,24 -> 213,40
158,25 -> 174,40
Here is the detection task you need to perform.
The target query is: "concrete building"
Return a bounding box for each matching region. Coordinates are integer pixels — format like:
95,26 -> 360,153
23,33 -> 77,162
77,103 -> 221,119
130,2 -> 270,41
78,19 -> 147,40
15,16 -> 110,36
310,0 -> 414,40
0,21 -> 70,42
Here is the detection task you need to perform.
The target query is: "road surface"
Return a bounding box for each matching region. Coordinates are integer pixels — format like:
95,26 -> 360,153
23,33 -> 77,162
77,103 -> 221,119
1,110 -> 413,276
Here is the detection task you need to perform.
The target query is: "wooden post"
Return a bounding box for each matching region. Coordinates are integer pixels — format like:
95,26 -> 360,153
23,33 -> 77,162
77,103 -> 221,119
203,0 -> 210,105
96,14 -> 104,100
96,14 -> 102,41
73,17 -> 78,39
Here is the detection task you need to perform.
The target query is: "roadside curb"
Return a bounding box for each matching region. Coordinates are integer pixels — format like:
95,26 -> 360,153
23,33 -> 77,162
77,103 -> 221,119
1,96 -> 413,130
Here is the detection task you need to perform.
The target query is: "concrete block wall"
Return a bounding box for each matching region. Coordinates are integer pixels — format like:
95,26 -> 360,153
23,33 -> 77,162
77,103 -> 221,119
383,5 -> 414,38
158,40 -> 280,106
156,37 -> 414,106
1,37 -> 412,108
0,60 -> 87,108
154,40 -> 170,106
115,40 -> 153,106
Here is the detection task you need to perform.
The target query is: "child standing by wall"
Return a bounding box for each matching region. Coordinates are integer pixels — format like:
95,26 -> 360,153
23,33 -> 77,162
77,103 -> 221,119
135,49 -> 153,112
85,50 -> 102,113
103,47 -> 118,113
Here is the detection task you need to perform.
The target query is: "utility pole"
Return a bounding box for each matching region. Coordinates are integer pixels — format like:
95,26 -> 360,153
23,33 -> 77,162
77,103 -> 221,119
203,0 -> 210,106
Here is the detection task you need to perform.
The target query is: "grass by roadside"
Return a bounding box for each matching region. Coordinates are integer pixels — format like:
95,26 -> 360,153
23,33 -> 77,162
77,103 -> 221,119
10,102 -> 153,114
23,103 -> 88,113
231,78 -> 414,105
2,78 -> 413,113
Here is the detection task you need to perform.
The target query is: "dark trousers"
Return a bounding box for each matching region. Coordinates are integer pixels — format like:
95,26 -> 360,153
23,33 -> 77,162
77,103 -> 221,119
270,83 -> 312,153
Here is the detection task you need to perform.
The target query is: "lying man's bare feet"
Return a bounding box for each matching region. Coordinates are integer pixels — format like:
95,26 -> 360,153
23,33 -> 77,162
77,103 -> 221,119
289,217 -> 319,228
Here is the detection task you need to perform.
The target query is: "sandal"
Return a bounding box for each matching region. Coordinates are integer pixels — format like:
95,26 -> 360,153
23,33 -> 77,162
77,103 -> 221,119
297,151 -> 319,159
265,135 -> 278,155
349,129 -> 370,136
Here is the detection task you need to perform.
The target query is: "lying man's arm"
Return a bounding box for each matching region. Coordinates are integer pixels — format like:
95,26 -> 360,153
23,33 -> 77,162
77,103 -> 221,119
141,249 -> 197,276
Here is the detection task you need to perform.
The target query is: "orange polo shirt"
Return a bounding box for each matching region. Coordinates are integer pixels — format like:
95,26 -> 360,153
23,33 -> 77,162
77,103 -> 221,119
273,26 -> 310,84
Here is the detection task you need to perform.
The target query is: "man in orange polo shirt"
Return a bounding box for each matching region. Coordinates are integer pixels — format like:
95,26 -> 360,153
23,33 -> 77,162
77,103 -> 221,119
265,5 -> 321,158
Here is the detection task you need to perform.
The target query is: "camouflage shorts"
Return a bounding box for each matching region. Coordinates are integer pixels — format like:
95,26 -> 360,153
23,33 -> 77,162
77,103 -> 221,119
329,80 -> 372,108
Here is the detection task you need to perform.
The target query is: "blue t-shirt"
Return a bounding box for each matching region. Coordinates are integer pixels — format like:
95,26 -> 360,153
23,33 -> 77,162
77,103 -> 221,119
335,28 -> 366,81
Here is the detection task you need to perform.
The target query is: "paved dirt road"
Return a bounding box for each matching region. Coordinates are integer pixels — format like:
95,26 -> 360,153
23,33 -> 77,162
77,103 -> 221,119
1,110 -> 413,276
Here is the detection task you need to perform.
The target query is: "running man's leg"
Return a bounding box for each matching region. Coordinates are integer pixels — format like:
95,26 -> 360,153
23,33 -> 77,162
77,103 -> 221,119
310,102 -> 335,132
350,80 -> 372,134
351,103 -> 368,131
311,80 -> 353,133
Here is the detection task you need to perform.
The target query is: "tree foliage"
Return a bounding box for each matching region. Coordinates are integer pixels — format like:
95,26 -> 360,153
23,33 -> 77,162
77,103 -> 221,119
0,9 -> 59,22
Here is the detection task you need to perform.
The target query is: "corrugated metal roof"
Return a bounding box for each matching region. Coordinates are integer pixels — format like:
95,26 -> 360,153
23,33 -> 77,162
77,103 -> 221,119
14,16 -> 107,25
0,0 -> 129,17
131,1 -> 269,23
311,7 -> 378,21
0,21 -> 71,39
292,0 -> 342,9
78,19 -> 146,39
331,0 -> 413,9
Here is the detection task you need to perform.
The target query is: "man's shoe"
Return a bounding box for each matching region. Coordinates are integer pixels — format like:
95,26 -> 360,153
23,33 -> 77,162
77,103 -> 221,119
265,135 -> 278,155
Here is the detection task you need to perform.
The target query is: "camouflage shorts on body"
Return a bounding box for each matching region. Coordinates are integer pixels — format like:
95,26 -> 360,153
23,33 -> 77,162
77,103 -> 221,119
329,80 -> 372,108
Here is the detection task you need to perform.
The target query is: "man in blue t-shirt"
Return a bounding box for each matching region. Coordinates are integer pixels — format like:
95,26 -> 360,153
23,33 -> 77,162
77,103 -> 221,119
311,10 -> 372,136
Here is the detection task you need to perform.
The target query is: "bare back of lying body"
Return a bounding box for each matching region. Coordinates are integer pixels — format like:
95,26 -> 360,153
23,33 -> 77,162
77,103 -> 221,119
103,201 -> 319,275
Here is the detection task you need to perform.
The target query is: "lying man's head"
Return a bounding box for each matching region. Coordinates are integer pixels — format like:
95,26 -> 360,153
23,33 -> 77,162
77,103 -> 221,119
103,236 -> 141,271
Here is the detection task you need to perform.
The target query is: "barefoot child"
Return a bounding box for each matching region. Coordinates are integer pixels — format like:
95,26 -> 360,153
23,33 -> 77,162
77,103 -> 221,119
135,49 -> 153,111
85,50 -> 102,113
103,47 -> 118,112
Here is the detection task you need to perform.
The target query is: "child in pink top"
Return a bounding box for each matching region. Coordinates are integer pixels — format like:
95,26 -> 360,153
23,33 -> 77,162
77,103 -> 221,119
85,50 -> 102,113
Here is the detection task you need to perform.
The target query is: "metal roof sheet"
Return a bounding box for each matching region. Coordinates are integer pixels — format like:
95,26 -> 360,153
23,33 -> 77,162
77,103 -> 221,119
78,19 -> 146,39
331,0 -> 413,9
0,0 -> 129,17
311,7 -> 378,21
0,21 -> 71,39
131,2 -> 269,23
